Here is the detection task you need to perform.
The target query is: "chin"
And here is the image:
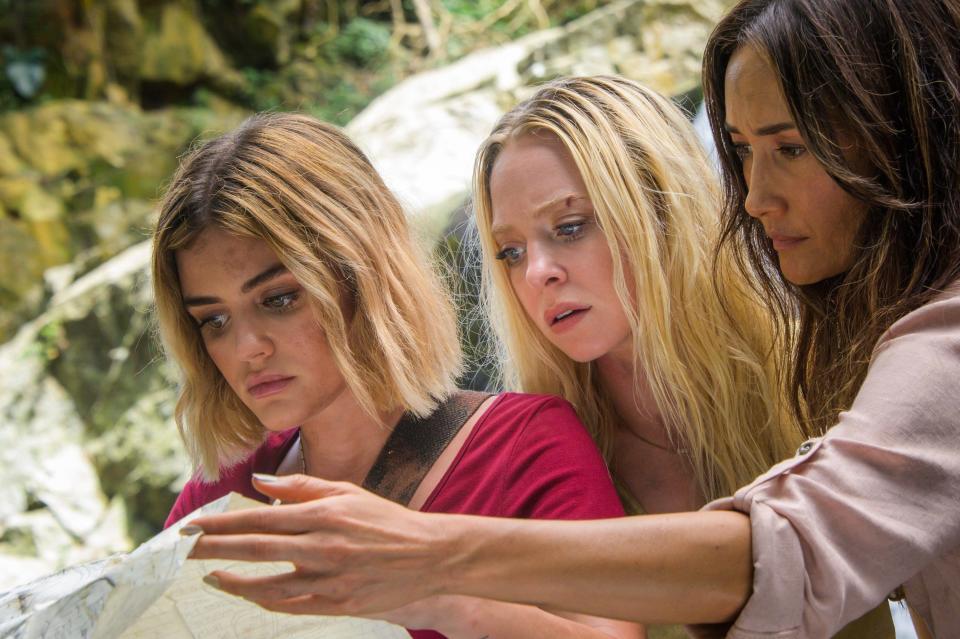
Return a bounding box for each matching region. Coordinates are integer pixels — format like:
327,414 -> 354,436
781,268 -> 842,287
559,345 -> 609,364
779,260 -> 836,287
255,412 -> 303,433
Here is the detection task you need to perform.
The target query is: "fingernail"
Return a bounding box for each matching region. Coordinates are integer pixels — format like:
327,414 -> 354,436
203,574 -> 221,589
252,473 -> 279,483
180,525 -> 204,536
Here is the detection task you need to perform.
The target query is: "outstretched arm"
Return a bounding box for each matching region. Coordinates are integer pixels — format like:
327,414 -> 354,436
187,474 -> 751,625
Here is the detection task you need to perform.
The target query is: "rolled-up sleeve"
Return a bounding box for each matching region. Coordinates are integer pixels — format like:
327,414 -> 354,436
693,290 -> 960,638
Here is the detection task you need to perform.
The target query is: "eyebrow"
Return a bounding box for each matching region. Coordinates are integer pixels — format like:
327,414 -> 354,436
490,194 -> 589,236
183,263 -> 288,307
725,122 -> 796,136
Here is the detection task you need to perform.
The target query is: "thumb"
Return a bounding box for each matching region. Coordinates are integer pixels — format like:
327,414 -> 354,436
251,473 -> 353,503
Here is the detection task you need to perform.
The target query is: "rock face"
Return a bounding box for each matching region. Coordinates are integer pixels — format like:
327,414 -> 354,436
0,101 -> 247,340
0,242 -> 180,587
0,0 -> 728,589
349,0 -> 728,237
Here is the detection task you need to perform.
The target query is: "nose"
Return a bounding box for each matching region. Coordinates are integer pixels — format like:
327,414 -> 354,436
235,316 -> 274,363
742,155 -> 785,220
524,244 -> 566,290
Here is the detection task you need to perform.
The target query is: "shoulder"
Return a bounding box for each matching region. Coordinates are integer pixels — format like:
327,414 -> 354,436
878,282 -> 960,349
479,392 -> 621,518
164,428 -> 298,528
481,392 -> 586,433
859,284 -> 960,429
472,391 -> 599,457
425,391 -> 620,519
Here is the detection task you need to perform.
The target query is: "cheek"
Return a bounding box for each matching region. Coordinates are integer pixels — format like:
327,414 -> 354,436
290,315 -> 337,366
813,184 -> 867,248
586,239 -> 619,294
203,339 -> 239,388
506,269 -> 540,322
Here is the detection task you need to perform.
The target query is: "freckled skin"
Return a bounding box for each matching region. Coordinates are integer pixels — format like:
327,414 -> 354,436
175,228 -> 349,432
489,134 -> 634,365
725,46 -> 868,285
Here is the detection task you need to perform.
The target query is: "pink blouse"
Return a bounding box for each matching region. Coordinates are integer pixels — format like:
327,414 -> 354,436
694,284 -> 960,638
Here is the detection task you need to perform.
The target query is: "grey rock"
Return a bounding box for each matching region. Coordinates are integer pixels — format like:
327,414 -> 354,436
349,0 -> 723,239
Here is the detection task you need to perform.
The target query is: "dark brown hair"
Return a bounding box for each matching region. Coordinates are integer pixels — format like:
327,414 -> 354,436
703,0 -> 960,434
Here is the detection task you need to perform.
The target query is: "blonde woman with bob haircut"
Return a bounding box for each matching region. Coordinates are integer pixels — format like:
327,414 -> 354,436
153,116 -> 460,479
473,75 -> 799,512
154,112 -> 639,639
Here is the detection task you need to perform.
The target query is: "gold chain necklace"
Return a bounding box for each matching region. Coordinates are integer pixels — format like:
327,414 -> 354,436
630,429 -> 686,454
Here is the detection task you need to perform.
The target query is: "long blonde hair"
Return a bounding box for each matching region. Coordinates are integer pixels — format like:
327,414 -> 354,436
473,76 -> 798,502
153,113 -> 462,480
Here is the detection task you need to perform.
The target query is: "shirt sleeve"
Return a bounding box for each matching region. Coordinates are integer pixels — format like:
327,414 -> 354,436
692,290 -> 960,638
164,477 -> 202,529
499,396 -> 625,520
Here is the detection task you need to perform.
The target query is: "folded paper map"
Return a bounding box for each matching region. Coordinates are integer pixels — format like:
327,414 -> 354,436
0,493 -> 410,639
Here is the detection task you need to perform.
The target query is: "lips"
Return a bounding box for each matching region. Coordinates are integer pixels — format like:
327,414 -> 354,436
544,303 -> 591,328
768,233 -> 807,251
246,373 -> 295,399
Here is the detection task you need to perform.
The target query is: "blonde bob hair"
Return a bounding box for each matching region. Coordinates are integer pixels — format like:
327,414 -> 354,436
153,113 -> 462,480
473,76 -> 799,502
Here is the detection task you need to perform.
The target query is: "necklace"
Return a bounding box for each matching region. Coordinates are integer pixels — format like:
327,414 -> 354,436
298,431 -> 309,475
627,428 -> 688,455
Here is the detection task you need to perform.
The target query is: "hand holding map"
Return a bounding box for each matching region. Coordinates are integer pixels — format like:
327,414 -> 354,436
0,492 -> 410,639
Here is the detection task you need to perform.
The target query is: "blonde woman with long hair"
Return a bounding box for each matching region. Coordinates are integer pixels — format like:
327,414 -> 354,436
473,75 -> 799,513
472,75 -> 889,636
154,112 -> 639,639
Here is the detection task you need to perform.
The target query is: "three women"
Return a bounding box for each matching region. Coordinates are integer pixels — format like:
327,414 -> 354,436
183,0 -> 960,635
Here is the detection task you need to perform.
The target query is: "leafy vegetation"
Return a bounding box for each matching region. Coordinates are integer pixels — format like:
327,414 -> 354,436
0,1 -> 609,121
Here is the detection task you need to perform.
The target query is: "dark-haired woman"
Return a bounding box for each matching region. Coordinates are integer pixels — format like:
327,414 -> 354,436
184,0 -> 960,636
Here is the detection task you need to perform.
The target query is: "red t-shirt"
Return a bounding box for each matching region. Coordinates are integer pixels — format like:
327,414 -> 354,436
166,392 -> 624,637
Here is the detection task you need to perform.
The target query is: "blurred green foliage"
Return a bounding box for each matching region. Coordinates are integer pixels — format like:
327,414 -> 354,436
0,1 -> 607,119
333,18 -> 391,67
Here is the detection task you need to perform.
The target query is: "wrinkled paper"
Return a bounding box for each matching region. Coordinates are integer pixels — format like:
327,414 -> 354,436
0,493 -> 410,639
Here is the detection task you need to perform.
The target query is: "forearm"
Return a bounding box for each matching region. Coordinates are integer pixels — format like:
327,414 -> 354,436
431,597 -> 642,639
433,511 -> 752,624
189,477 -> 751,624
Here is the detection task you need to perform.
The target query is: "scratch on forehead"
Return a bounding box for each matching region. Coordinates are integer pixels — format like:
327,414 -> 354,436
491,194 -> 590,236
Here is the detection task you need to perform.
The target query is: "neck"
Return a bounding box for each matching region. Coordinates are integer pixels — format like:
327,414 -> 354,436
298,386 -> 403,485
595,350 -> 670,449
596,350 -> 702,513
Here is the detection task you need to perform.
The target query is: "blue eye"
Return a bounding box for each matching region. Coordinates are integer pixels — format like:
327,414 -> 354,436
495,246 -> 525,266
263,291 -> 299,311
556,222 -> 585,240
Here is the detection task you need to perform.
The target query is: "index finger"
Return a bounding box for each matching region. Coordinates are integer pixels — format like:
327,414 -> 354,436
185,502 -> 315,536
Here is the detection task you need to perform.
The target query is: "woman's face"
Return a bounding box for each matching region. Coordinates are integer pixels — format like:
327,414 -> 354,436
488,133 -> 633,364
724,46 -> 868,285
176,227 -> 348,431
